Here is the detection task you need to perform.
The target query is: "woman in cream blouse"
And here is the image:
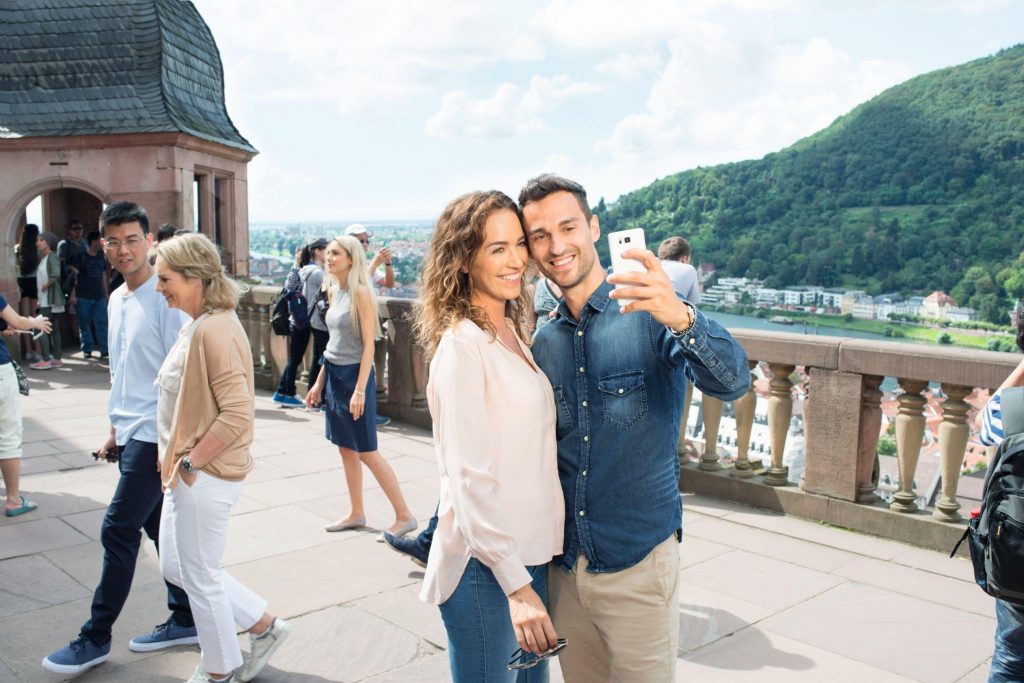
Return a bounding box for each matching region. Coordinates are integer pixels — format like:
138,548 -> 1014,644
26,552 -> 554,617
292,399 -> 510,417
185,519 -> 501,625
416,191 -> 564,682
154,234 -> 291,683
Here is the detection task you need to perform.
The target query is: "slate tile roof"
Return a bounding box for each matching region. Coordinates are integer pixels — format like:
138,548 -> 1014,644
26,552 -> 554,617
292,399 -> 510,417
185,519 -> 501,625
0,0 -> 256,154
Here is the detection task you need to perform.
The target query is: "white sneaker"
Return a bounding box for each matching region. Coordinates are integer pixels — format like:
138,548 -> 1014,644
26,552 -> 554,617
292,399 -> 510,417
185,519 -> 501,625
185,666 -> 234,682
236,618 -> 292,682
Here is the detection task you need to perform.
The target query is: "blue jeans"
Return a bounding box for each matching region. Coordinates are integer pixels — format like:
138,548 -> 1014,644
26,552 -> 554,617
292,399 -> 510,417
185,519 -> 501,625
991,599 -> 1024,682
76,297 -> 108,354
80,439 -> 192,645
440,559 -> 550,683
276,324 -> 311,397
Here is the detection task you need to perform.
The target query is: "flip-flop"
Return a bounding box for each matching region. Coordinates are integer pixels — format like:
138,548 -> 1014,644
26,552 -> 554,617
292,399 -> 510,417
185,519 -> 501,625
4,498 -> 37,517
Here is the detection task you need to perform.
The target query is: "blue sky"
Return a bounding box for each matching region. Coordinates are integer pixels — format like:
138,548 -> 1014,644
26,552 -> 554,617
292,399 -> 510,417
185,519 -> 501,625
189,0 -> 1024,222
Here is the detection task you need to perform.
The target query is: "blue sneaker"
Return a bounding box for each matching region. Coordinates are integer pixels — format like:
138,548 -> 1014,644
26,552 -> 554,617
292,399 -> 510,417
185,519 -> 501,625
376,415 -> 392,427
382,531 -> 429,568
272,392 -> 304,408
42,635 -> 110,674
128,617 -> 200,652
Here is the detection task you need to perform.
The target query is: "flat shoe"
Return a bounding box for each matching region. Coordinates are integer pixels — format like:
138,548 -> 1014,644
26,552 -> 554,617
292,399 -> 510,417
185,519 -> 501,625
378,518 -> 417,542
325,517 -> 365,532
5,498 -> 37,517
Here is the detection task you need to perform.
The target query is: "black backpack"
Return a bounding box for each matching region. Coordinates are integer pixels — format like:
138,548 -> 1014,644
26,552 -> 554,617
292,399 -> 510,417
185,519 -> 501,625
952,385 -> 1024,606
270,288 -> 292,336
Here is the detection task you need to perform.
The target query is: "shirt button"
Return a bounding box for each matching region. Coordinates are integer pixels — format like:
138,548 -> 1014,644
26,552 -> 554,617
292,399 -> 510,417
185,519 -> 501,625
579,510 -> 586,517
577,331 -> 583,337
582,469 -> 587,476
581,400 -> 588,407
618,388 -> 624,394
583,435 -> 589,442
688,338 -> 696,345
579,367 -> 585,373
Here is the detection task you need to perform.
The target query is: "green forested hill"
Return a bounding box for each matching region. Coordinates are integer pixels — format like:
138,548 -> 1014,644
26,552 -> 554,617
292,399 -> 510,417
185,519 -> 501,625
596,44 -> 1024,323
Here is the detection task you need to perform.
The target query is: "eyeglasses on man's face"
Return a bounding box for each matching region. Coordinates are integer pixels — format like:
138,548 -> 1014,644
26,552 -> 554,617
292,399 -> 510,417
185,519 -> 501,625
103,236 -> 146,251
508,638 -> 568,671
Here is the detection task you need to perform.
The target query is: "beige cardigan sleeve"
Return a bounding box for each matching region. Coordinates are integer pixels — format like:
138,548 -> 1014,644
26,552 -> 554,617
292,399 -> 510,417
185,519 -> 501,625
198,316 -> 254,449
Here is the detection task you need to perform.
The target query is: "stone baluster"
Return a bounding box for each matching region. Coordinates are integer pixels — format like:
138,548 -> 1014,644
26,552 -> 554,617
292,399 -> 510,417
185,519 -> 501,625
699,396 -> 724,471
411,338 -> 428,411
764,363 -> 795,486
240,303 -> 258,364
731,361 -> 758,478
891,379 -> 928,513
253,303 -> 269,369
934,384 -> 971,522
856,375 -> 883,503
676,382 -> 694,463
374,334 -> 388,402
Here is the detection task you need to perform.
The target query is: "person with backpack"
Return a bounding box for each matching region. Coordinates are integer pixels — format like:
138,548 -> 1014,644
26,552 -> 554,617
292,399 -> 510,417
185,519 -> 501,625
270,240 -> 325,409
272,244 -> 314,407
975,318 -> 1024,683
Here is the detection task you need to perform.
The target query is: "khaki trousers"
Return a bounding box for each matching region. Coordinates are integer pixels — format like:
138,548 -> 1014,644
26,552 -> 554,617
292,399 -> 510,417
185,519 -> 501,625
549,535 -> 680,682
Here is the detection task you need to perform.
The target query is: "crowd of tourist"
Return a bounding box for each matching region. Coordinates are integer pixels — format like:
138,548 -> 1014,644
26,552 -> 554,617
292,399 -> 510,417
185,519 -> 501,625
4,174 -> 1020,683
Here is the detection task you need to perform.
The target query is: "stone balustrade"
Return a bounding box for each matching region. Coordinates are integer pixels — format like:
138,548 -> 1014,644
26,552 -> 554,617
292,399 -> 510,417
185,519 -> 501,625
685,329 -> 1018,553
240,287 -> 1019,553
240,287 -> 432,428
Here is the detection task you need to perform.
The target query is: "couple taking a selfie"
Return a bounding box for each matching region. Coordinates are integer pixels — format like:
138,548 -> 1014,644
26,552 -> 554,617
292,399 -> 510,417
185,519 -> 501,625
416,174 -> 750,682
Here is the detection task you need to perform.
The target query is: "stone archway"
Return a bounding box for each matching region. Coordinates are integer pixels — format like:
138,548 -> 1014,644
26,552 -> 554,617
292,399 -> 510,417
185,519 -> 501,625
3,176 -> 110,245
1,176 -> 110,295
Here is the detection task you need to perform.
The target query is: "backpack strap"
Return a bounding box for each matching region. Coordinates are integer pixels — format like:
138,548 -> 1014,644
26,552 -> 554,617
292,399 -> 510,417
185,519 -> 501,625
1002,386 -> 1024,438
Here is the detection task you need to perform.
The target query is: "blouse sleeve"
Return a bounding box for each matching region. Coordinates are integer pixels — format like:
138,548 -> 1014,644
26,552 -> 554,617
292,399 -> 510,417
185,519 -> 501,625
433,329 -> 532,596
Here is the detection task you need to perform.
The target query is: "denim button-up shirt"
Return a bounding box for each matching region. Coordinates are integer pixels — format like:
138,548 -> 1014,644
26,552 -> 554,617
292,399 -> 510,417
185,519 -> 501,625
532,281 -> 750,574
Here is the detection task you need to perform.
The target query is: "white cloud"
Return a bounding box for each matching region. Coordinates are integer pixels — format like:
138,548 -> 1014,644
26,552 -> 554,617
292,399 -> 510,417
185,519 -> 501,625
194,0 -> 546,115
531,0 -> 798,50
596,51 -> 663,80
425,75 -> 601,139
596,36 -> 912,170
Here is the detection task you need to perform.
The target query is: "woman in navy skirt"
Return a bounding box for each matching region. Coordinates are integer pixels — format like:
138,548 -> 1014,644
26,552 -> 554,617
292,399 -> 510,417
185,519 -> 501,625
305,235 -> 416,538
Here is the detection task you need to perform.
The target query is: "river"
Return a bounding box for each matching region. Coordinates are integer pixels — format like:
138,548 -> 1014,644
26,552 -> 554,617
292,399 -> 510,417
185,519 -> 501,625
705,310 -> 891,342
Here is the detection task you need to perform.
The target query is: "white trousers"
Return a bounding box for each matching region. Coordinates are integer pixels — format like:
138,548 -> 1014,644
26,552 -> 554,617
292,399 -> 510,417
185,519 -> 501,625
0,363 -> 22,460
160,472 -> 267,674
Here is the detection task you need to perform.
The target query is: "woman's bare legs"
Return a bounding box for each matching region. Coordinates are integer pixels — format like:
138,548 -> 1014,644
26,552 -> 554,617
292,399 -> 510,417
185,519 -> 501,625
1,458 -> 23,510
334,447 -> 414,532
358,450 -> 414,533
18,296 -> 39,357
333,447 -> 366,525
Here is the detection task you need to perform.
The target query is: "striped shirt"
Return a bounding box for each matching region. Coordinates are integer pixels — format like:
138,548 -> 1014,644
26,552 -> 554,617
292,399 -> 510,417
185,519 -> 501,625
980,390 -> 1004,447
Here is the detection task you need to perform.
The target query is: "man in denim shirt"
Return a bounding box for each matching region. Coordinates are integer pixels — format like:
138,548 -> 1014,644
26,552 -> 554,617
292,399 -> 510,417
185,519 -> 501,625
520,175 -> 749,681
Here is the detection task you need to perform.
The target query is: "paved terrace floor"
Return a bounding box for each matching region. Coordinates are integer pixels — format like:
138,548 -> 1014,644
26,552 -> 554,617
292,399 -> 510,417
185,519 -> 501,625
0,356 -> 1000,683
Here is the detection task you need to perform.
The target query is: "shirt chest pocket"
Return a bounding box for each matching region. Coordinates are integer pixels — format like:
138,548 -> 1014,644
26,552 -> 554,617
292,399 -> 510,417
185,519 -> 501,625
552,385 -> 574,440
598,370 -> 648,430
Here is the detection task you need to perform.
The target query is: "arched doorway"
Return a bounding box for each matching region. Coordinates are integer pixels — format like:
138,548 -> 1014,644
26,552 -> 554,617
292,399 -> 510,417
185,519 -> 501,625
3,178 -> 108,361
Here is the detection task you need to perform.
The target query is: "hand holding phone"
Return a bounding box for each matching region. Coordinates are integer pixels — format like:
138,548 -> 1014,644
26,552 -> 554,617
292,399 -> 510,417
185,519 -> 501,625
606,230 -> 695,332
608,229 -> 648,305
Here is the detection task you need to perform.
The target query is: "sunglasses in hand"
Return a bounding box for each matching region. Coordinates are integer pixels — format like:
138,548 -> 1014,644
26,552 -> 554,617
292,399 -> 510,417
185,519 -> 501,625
507,638 -> 568,671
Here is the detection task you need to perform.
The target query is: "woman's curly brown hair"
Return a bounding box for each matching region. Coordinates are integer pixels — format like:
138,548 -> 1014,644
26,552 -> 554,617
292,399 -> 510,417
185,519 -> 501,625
415,191 -> 532,358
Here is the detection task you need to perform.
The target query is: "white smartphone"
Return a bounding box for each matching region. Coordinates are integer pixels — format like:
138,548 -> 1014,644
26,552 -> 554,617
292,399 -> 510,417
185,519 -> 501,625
608,228 -> 647,304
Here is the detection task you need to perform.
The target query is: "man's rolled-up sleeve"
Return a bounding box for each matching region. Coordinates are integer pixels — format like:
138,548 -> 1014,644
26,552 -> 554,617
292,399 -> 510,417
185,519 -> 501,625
658,304 -> 750,401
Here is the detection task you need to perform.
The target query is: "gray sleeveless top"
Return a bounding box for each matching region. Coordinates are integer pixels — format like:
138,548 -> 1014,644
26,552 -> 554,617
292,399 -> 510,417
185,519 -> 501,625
323,287 -> 364,366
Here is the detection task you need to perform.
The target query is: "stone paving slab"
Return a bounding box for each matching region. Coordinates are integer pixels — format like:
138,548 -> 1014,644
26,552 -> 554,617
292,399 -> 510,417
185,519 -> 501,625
0,374 -> 1005,682
678,627 -> 919,682
761,582 -> 994,682
680,549 -> 844,612
684,514 -> 862,572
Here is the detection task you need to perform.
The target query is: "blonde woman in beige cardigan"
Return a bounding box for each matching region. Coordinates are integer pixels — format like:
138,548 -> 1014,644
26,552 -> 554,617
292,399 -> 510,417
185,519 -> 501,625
153,234 -> 291,683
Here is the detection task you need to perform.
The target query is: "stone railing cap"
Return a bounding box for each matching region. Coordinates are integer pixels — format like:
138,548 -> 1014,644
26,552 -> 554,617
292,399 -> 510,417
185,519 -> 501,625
839,338 -> 1020,389
730,328 -> 841,369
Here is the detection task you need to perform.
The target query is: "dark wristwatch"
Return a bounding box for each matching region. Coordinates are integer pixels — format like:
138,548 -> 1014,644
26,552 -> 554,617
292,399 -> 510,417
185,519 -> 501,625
181,456 -> 196,473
